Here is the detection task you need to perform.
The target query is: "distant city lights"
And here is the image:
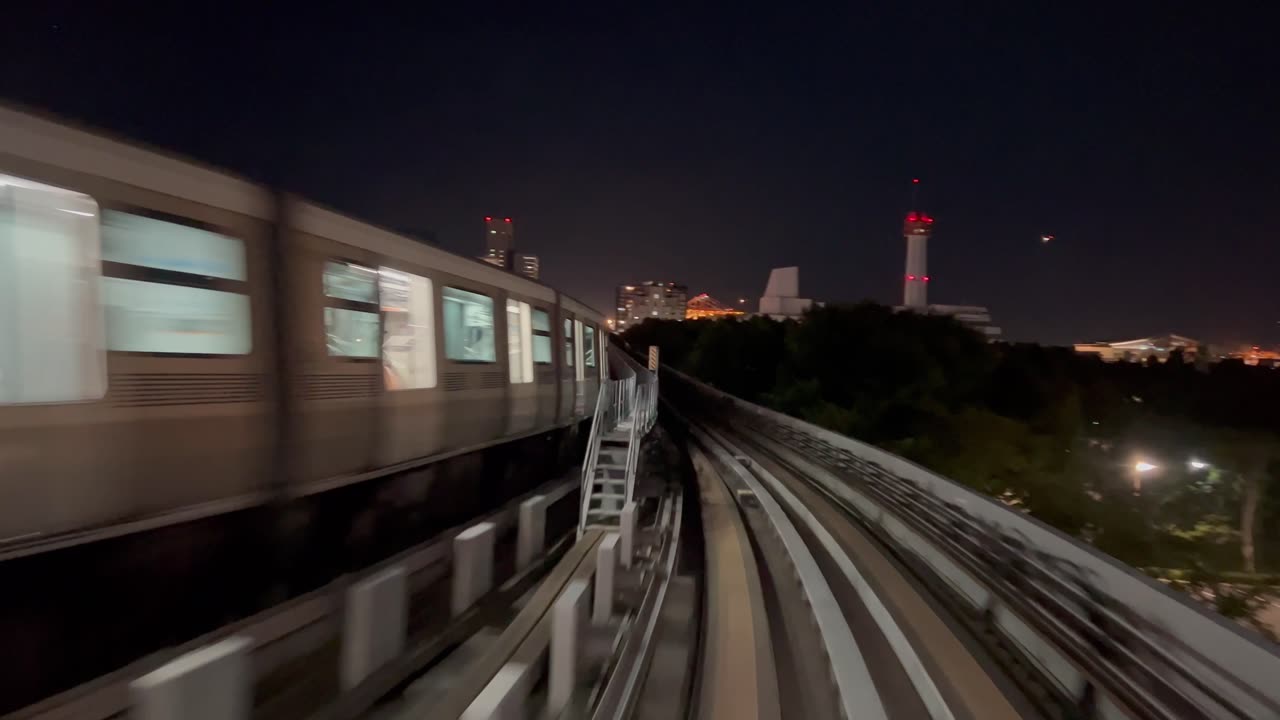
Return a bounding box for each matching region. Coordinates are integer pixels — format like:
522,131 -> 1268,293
1188,458 -> 1210,471
1041,234 -> 1055,243
1134,461 -> 1158,473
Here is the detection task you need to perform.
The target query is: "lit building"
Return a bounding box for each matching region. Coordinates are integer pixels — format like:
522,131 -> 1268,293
616,282 -> 688,328
1074,335 -> 1203,363
480,216 -> 515,270
758,266 -> 815,320
685,293 -> 746,320
515,253 -> 539,281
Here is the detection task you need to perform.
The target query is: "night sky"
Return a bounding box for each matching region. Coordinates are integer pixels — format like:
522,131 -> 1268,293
5,5 -> 1277,346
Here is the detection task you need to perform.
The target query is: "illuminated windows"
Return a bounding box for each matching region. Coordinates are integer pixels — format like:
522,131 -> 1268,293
380,268 -> 436,388
532,309 -> 552,364
443,287 -> 496,362
323,261 -> 379,358
506,299 -> 534,383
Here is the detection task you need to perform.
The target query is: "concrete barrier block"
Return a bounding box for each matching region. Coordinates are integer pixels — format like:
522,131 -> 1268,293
452,521 -> 496,617
130,636 -> 251,720
461,662 -> 534,720
620,502 -> 637,568
341,565 -> 408,690
516,495 -> 547,571
549,579 -> 591,716
594,534 -> 619,624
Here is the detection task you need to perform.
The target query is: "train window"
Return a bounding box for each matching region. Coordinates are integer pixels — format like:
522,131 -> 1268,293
380,268 -> 436,389
506,299 -> 534,384
584,326 -> 597,368
102,210 -> 246,281
574,320 -> 585,381
323,260 -> 379,359
99,210 -> 251,355
443,287 -> 496,363
102,278 -> 251,354
0,175 -> 106,403
563,318 -> 574,367
532,309 -> 552,364
324,307 -> 379,358
323,261 -> 377,303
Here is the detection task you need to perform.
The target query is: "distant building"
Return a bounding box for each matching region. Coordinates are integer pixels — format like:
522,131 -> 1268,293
685,293 -> 746,320
1074,334 -> 1202,363
616,282 -> 688,328
515,253 -> 539,281
902,209 -> 934,309
758,266 -> 815,320
924,304 -> 1002,339
480,216 -> 515,271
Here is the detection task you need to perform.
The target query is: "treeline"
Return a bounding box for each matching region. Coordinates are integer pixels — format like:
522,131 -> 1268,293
623,304 -> 1280,583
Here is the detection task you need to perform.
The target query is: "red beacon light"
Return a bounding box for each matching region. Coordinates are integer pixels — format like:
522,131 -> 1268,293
923,276 -> 931,282
906,274 -> 916,281
504,217 -> 512,223
906,212 -> 918,222
484,216 -> 492,221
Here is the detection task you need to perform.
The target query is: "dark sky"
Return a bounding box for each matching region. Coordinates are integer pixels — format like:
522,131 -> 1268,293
5,5 -> 1278,346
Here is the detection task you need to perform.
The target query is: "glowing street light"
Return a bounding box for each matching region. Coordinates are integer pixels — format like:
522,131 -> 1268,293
1188,458 -> 1210,471
1132,460 -> 1159,495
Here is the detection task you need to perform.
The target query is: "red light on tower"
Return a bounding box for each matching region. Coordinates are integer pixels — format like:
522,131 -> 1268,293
504,217 -> 512,223
923,276 -> 930,282
484,216 -> 492,221
912,178 -> 920,184
907,274 -> 916,281
907,212 -> 918,222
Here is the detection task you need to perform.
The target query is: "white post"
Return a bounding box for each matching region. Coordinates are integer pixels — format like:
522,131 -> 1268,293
452,522 -> 496,617
130,636 -> 251,720
594,534 -> 620,624
549,579 -> 591,717
516,495 -> 547,572
341,565 -> 408,690
461,662 -> 534,720
620,501 -> 637,569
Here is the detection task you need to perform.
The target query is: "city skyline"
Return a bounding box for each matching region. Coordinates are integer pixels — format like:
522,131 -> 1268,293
4,5 -> 1277,347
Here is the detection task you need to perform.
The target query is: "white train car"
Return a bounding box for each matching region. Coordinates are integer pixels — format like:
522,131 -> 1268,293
0,103 -> 606,548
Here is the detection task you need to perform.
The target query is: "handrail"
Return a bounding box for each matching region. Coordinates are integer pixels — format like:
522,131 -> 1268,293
579,348 -> 659,534
666,367 -> 1280,720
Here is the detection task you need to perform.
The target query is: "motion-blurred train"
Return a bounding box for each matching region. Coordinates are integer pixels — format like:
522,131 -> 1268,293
0,104 -> 607,554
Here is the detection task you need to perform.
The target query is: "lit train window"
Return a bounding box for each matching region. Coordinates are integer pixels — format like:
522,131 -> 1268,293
506,299 -> 533,384
0,174 -> 105,403
564,318 -> 574,367
323,261 -> 377,303
99,210 -> 250,355
584,326 -> 597,368
443,287 -> 496,363
574,320 -> 585,381
379,268 -> 436,388
532,309 -> 552,364
323,260 -> 379,359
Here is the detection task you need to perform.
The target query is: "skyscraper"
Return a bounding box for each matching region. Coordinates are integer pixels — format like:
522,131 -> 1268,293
515,253 -> 540,281
616,282 -> 688,328
480,216 -> 514,270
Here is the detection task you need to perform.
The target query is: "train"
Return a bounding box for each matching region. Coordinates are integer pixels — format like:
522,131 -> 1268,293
0,103 -> 606,548
0,104 -> 607,709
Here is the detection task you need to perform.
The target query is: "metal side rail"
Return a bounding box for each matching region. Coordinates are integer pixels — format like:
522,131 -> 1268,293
13,479 -> 578,720
666,368 -> 1280,720
680,409 -> 892,720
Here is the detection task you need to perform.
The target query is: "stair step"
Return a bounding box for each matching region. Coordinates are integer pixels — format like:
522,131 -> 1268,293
597,462 -> 626,471
591,491 -> 627,502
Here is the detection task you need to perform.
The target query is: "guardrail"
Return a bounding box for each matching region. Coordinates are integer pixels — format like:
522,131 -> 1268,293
668,368 -> 1280,720
579,350 -> 659,535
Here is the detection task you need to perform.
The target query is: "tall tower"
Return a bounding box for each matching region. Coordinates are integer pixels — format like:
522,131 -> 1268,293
902,183 -> 934,309
481,216 -> 515,270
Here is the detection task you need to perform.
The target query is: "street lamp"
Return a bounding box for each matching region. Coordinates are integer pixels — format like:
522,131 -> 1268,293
1132,460 -> 1159,495
1188,458 -> 1210,471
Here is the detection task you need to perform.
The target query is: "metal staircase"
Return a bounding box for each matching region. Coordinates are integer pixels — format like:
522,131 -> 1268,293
579,350 -> 658,533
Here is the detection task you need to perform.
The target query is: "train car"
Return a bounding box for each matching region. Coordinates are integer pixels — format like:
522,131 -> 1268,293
0,103 -> 606,546
0,104 -> 607,710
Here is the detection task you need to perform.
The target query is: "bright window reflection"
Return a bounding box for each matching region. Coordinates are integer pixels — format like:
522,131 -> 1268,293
0,175 -> 105,403
507,299 -> 534,383
102,278 -> 251,354
380,268 -> 436,388
532,309 -> 552,365
323,260 -> 378,303
324,307 -> 378,358
584,325 -> 597,368
443,287 -> 495,362
102,210 -> 245,280
564,318 -> 574,367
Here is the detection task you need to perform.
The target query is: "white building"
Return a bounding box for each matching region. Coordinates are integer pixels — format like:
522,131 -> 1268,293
758,266 -> 815,320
